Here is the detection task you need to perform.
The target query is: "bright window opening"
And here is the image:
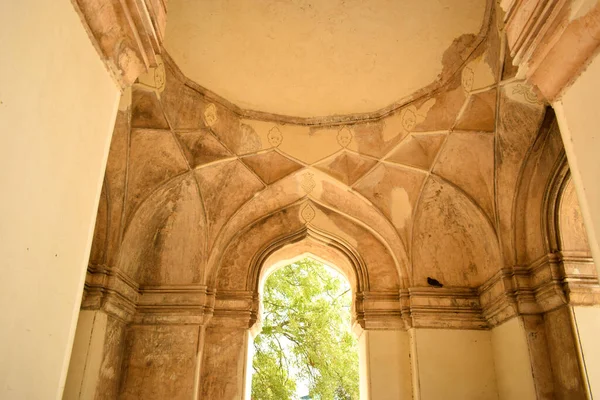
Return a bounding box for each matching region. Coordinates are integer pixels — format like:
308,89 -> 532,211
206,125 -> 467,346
251,258 -> 359,400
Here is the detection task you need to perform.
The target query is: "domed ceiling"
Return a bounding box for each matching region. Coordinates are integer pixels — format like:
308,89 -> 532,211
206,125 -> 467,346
163,0 -> 489,118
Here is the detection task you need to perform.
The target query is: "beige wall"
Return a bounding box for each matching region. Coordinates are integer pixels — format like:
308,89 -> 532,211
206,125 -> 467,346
0,1 -> 120,398
360,330 -> 412,400
573,306 -> 600,398
491,318 -> 537,400
554,52 -> 600,268
410,329 -> 498,400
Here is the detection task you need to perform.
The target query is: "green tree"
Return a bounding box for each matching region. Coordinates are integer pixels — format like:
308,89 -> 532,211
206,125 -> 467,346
251,258 -> 359,400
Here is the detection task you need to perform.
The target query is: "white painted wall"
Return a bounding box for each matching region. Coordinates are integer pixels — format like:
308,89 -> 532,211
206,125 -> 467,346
573,306 -> 600,398
410,329 -> 499,400
491,318 -> 536,400
554,52 -> 600,269
0,1 -> 120,398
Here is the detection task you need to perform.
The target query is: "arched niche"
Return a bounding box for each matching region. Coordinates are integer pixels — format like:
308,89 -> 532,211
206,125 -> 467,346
544,159 -> 592,257
251,230 -> 364,333
513,113 -> 568,264
117,172 -> 205,285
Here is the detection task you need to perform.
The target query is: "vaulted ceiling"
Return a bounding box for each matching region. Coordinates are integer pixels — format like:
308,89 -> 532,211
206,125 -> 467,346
163,0 -> 490,118
89,0 -> 591,300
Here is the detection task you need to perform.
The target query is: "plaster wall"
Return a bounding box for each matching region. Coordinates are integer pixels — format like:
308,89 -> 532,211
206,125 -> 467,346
491,318 -> 537,400
360,330 -> 412,400
554,51 -> 600,269
0,1 -> 120,398
410,329 -> 499,400
573,306 -> 600,398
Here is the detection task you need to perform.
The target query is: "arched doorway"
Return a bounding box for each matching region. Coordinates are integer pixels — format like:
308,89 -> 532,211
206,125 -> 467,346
249,255 -> 359,399
200,228 -> 410,400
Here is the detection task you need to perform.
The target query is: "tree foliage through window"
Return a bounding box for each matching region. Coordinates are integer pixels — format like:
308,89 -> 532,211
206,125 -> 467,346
251,258 -> 359,400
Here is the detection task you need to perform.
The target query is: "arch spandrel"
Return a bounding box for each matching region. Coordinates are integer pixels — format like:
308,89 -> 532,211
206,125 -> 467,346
213,203 -> 306,291
206,169 -> 410,288
211,201 -> 401,294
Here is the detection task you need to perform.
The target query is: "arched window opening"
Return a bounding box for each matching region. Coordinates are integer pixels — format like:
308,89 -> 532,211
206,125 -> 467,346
250,257 -> 359,400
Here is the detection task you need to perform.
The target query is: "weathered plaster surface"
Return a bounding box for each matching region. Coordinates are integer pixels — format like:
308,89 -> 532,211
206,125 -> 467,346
64,2 -> 600,399
164,0 -> 489,117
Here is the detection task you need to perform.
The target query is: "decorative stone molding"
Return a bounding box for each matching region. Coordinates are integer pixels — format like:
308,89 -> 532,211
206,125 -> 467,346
211,291 -> 258,329
71,0 -> 168,88
355,291 -> 404,330
135,285 -> 215,325
83,264 -> 138,322
404,287 -> 488,330
83,252 -> 598,330
501,0 -> 600,100
480,252 -> 599,327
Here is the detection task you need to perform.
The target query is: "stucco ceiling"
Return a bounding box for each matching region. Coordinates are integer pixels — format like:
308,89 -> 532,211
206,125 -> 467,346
163,0 -> 489,118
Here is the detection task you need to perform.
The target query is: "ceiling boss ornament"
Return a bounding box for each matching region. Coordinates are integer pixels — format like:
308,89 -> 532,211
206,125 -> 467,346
513,84 -> 542,105
203,103 -> 218,127
301,172 -> 316,194
267,126 -> 283,147
300,203 -> 316,223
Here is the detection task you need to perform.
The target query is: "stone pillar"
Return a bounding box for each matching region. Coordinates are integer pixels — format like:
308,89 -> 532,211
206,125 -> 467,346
115,285 -> 211,400
63,310 -> 128,400
118,324 -> 201,399
543,306 -> 590,399
199,324 -> 251,400
197,291 -> 256,400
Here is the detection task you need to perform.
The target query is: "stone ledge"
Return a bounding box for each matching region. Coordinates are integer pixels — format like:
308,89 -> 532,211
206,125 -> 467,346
81,252 -> 598,329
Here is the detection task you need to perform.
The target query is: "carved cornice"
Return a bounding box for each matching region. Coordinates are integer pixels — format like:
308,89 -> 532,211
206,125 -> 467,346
355,291 -> 405,330
83,250 -> 598,330
405,287 -> 489,330
480,252 -> 599,327
501,0 -> 600,101
71,0 -> 168,88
